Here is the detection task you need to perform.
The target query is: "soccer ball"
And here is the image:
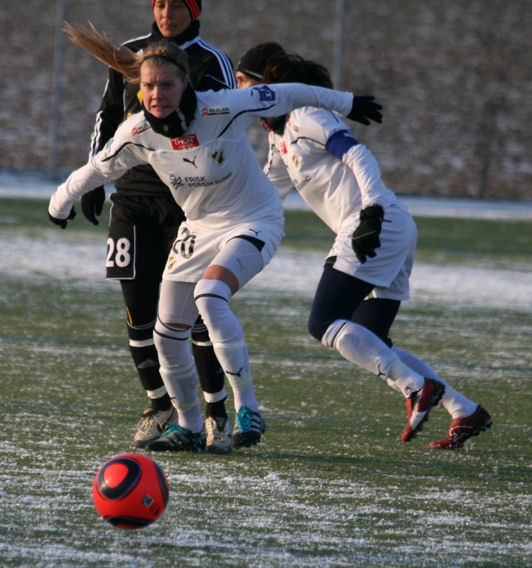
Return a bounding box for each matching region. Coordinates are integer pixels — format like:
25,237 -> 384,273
92,453 -> 169,529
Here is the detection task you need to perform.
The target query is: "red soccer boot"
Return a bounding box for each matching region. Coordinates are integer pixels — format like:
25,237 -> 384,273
429,405 -> 492,449
401,378 -> 445,442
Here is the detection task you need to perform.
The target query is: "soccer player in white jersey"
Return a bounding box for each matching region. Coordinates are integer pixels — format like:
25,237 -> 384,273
84,0 -> 237,454
236,44 -> 492,449
48,26 -> 382,451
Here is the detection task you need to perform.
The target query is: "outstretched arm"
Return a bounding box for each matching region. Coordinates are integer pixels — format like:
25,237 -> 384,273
49,161 -> 114,223
48,134 -> 146,227
249,83 -> 382,125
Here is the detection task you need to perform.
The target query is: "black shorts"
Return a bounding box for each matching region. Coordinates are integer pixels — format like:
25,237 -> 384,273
106,194 -> 185,280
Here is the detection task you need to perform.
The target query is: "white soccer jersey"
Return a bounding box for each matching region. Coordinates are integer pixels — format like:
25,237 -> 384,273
264,106 -> 398,234
50,84 -> 354,234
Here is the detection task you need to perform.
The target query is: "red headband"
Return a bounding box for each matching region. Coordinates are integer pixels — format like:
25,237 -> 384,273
152,0 -> 201,20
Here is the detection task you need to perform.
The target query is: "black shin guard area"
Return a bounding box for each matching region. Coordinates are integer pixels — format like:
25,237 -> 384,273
121,279 -> 167,392
191,315 -> 225,395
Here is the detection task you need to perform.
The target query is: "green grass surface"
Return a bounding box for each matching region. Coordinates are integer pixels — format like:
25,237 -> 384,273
0,198 -> 531,567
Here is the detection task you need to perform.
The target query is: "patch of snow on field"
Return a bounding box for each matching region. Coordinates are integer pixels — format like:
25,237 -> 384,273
1,234 -> 108,281
1,171 -> 530,312
2,232 -> 529,313
250,248 -> 532,313
284,190 -> 532,220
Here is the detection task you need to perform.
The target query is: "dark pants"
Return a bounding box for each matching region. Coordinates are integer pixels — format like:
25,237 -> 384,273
308,263 -> 400,346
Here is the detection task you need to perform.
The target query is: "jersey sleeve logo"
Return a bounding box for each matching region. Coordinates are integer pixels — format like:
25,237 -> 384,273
170,134 -> 200,150
251,85 -> 276,102
201,105 -> 230,116
132,120 -> 151,136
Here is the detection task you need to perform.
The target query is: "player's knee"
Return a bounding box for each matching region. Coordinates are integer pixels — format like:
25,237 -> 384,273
127,319 -> 155,341
194,279 -> 232,323
308,312 -> 331,342
191,315 -> 211,344
153,318 -> 191,368
121,279 -> 159,325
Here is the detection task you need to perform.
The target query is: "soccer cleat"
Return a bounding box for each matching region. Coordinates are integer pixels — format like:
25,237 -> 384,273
231,406 -> 266,449
205,416 -> 232,454
401,378 -> 445,442
132,406 -> 178,448
429,405 -> 492,449
146,423 -> 206,452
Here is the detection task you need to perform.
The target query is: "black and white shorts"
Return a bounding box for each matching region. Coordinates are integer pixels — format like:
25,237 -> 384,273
105,194 -> 185,281
163,220 -> 284,285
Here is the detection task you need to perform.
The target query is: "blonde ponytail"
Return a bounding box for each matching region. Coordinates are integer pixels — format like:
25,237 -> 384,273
64,22 -> 189,84
65,22 -> 140,82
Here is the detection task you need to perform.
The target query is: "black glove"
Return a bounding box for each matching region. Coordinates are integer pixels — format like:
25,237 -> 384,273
81,186 -> 105,225
347,96 -> 383,126
49,207 -> 76,229
351,205 -> 384,263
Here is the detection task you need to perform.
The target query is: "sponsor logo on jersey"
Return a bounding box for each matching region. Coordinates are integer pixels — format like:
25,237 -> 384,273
169,175 -> 184,190
211,150 -> 225,165
292,153 -> 301,169
183,156 -> 198,168
170,134 -> 199,150
132,120 -> 151,136
201,105 -> 230,116
294,176 -> 311,191
251,85 -> 276,102
184,172 -> 233,188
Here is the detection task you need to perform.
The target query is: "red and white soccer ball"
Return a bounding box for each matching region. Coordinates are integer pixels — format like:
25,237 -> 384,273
92,453 -> 169,530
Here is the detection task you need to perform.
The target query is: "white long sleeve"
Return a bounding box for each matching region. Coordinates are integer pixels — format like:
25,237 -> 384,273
342,143 -> 395,209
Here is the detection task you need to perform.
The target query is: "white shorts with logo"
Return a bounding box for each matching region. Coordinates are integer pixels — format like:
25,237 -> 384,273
329,201 -> 417,300
162,220 -> 284,285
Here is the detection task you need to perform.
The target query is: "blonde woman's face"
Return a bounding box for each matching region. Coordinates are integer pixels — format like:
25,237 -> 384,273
140,62 -> 188,119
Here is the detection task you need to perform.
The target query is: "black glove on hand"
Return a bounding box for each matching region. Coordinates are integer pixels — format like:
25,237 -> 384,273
347,96 -> 383,125
351,205 -> 384,263
81,186 -> 105,225
49,207 -> 76,229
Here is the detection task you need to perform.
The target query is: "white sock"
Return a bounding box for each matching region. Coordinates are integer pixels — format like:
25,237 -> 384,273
153,320 -> 203,432
392,346 -> 478,418
195,279 -> 258,412
213,337 -> 258,411
322,320 -> 425,396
